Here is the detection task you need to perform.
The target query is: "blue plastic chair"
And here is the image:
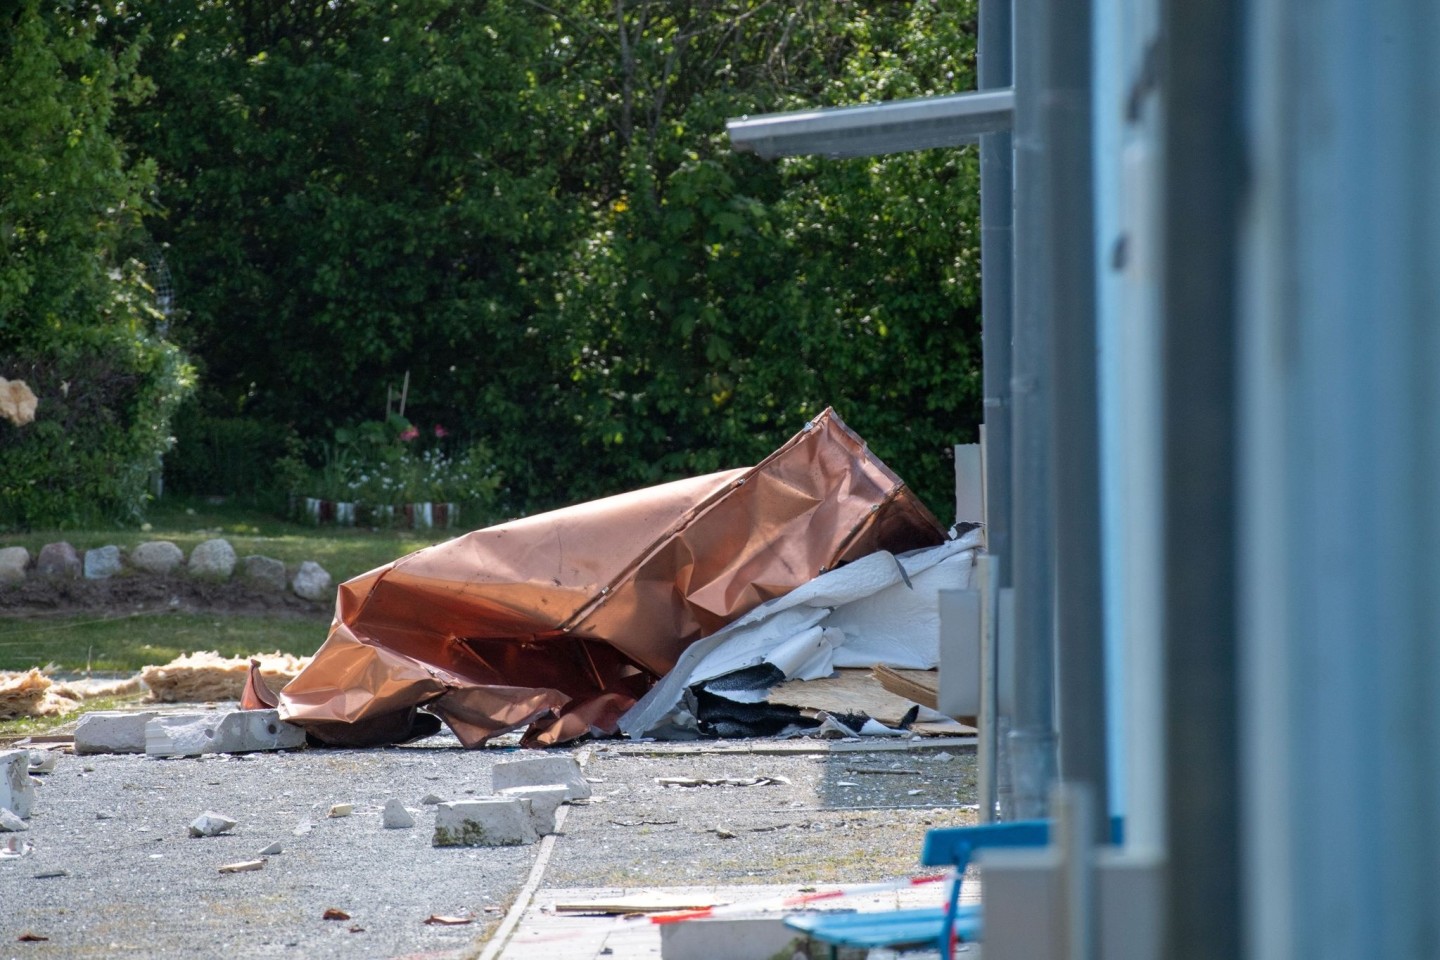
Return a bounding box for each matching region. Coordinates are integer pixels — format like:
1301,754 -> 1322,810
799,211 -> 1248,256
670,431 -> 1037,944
786,817 -> 1124,960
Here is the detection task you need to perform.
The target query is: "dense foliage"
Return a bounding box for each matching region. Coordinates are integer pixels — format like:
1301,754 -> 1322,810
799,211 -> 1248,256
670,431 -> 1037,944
6,1 -> 982,526
0,1 -> 194,529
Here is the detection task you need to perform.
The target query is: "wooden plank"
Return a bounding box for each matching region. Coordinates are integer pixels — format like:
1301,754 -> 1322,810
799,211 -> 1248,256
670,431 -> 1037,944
872,665 -> 940,709
553,893 -> 729,915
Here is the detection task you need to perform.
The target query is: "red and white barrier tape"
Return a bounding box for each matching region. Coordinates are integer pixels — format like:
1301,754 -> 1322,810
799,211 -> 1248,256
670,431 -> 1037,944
648,871 -> 952,924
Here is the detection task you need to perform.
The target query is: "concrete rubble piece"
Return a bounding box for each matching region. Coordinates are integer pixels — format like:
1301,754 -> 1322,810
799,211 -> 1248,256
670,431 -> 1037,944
497,785 -> 568,836
381,798 -> 416,829
145,709 -> 307,757
433,798 -> 538,847
189,811 -> 237,837
0,750 -> 36,819
491,755 -> 591,800
74,711 -> 160,755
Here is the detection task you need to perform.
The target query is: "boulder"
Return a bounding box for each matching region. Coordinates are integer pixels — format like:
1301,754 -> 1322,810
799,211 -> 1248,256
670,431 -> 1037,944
0,547 -> 29,583
188,538 -> 237,579
35,542 -> 80,579
83,545 -> 123,580
291,560 -> 332,602
240,555 -> 287,592
130,541 -> 184,575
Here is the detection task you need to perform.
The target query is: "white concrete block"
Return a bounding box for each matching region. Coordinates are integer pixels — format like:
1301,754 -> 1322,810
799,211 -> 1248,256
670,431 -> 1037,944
497,785 -> 568,835
0,751 -> 35,818
146,709 -> 307,757
432,798 -> 538,847
74,711 -> 159,755
490,755 -> 591,800
660,916 -> 806,960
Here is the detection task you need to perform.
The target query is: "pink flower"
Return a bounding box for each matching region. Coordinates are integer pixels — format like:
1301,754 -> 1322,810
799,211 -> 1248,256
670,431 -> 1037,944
399,426 -> 419,442
433,424 -> 449,438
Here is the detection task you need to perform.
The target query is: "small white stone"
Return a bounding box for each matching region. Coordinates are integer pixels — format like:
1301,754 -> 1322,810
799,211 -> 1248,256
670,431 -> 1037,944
27,750 -> 57,774
258,841 -> 284,856
381,798 -> 415,829
932,751 -> 955,763
189,811 -> 238,837
327,803 -> 353,818
95,811 -> 116,821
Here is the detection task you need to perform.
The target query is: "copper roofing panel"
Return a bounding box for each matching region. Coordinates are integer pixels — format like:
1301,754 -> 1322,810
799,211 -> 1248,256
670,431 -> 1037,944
278,408 -> 945,747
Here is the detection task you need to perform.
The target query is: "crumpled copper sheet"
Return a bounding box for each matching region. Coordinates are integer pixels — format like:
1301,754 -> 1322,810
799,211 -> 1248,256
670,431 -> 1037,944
278,408 -> 946,747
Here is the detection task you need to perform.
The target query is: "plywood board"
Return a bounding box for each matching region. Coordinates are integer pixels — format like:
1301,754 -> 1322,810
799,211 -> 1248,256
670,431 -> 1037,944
762,669 -> 923,725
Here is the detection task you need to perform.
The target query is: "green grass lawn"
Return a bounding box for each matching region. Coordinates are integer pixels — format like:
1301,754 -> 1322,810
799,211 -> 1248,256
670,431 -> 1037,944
0,612 -> 328,674
0,496 -> 467,737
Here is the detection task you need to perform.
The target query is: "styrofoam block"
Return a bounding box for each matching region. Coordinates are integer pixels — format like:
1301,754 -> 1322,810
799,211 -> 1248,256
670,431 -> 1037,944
490,755 -> 591,800
74,711 -> 160,755
0,751 -> 36,818
432,798 -> 538,847
497,785 -> 568,835
146,709 -> 307,757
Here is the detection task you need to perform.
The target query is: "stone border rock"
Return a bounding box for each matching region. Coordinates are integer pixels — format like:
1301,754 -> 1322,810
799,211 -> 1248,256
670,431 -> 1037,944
0,539 -> 333,603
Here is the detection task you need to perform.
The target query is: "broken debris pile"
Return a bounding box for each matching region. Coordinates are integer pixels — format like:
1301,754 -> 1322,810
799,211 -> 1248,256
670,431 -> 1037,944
279,409 -> 951,749
618,528 -> 982,740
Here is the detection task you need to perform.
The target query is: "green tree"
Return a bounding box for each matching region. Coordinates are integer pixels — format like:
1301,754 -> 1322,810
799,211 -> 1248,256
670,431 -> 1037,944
0,1 -> 192,530
119,0 -> 573,441
532,0 -> 981,514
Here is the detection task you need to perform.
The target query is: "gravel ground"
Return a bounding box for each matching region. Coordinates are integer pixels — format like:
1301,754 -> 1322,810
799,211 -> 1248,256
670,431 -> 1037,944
1,734 -> 532,960
549,740 -> 978,888
0,732 -> 977,959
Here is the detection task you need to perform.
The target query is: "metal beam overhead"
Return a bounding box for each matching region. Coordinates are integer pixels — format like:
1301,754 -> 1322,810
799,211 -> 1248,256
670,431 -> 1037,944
726,89 -> 1014,159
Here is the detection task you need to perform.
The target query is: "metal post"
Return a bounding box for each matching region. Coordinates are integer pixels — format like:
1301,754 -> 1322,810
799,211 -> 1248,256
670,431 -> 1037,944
1008,0 -> 1058,822
978,0 -> 1017,825
977,556 -> 1001,822
980,0 -> 1015,586
1159,0 -> 1242,957
1046,0 -> 1110,845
